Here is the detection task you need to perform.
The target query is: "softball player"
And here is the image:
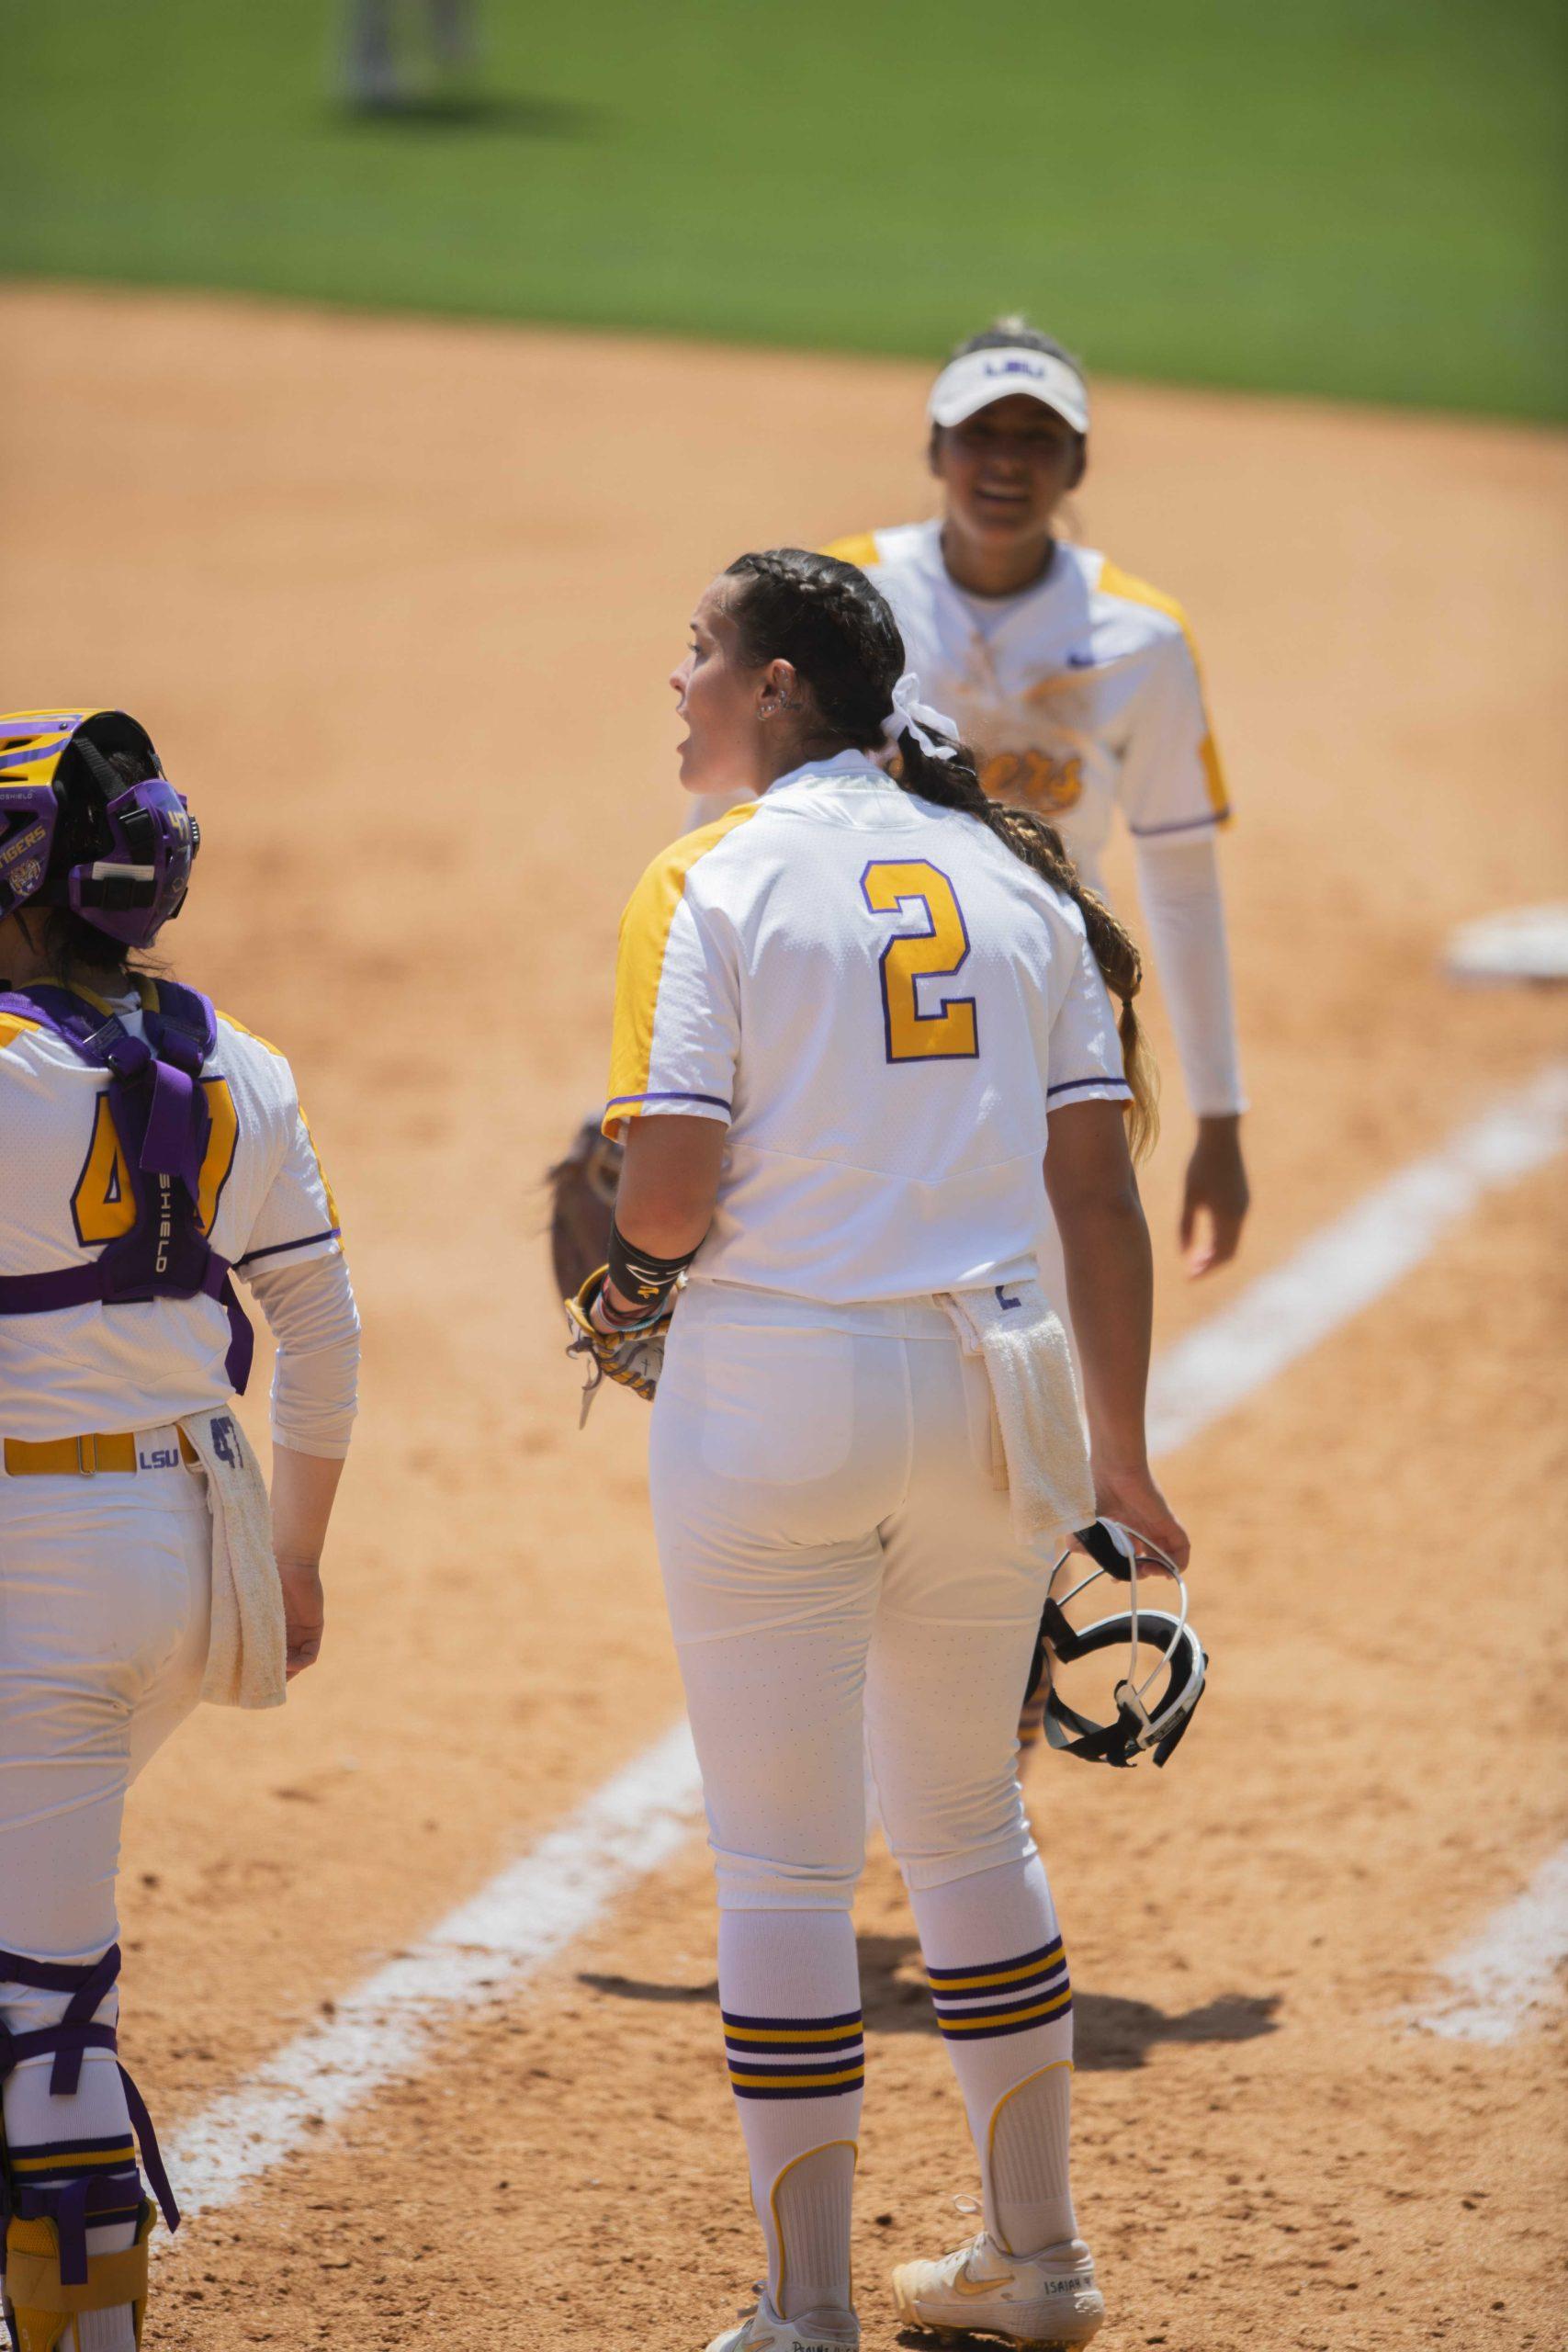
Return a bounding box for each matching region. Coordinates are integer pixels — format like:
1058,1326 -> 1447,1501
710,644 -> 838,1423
0,710 -> 359,2351
340,0 -> 477,109
687,318 -> 1249,1282
586,551 -> 1187,2350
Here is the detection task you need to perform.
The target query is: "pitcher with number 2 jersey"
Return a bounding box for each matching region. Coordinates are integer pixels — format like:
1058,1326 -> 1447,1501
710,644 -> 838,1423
577,552 -> 1190,2352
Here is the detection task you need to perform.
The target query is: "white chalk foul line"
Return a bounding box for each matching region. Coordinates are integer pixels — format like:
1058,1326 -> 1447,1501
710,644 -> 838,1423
167,1721 -> 702,2218
1409,1841 -> 1568,2044
165,1062 -> 1568,2217
1146,1060 -> 1568,1455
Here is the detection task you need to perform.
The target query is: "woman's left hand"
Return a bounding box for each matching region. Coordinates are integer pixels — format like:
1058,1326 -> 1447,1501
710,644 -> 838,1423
1179,1114 -> 1249,1279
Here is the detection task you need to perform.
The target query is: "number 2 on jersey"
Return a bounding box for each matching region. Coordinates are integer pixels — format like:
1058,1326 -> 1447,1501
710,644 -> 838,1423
72,1079 -> 239,1245
861,861 -> 978,1063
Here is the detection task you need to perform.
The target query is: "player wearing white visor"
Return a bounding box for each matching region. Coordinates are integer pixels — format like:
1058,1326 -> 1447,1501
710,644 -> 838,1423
547,322 -> 1247,1333
822,318 -> 1250,1283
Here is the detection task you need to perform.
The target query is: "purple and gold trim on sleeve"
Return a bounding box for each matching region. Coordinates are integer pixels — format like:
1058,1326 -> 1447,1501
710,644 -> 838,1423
237,1226 -> 341,1268
1046,1074 -> 1132,1103
722,2007 -> 866,2101
604,1089 -> 731,1121
927,1937 -> 1071,2041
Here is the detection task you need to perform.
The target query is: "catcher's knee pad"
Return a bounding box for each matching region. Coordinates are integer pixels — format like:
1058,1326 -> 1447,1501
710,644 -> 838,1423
4,2198 -> 154,2352
0,1945 -> 178,2309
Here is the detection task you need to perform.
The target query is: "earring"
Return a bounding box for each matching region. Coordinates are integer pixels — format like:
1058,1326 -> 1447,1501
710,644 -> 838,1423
766,693 -> 794,718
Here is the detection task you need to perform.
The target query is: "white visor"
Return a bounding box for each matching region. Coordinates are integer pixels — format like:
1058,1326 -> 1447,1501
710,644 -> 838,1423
928,345 -> 1089,435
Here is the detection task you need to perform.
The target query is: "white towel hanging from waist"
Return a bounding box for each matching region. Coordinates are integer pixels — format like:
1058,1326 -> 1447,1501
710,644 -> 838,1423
178,1406 -> 288,1711
937,1279 -> 1095,1546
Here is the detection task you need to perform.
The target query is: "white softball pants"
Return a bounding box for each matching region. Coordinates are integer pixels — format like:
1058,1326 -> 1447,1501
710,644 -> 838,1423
0,1452 -> 211,1962
649,1287 -> 1081,2306
0,1446 -> 211,2291
649,1285 -> 1049,1910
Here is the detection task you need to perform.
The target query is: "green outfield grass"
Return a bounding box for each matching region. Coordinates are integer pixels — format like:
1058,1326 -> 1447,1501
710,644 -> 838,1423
4,0 -> 1563,417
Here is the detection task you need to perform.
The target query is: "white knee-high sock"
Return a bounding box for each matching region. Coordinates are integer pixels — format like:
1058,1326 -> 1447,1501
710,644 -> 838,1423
718,1911 -> 862,2320
908,1858 -> 1077,2255
987,2063 -> 1076,2256
73,2312 -> 137,2352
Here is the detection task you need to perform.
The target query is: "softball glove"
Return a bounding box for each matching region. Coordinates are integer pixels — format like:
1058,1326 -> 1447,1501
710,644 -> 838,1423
564,1267 -> 671,1421
547,1116 -> 623,1301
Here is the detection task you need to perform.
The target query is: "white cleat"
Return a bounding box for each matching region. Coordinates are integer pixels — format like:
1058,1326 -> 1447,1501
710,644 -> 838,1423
890,2227 -> 1103,2347
705,2285 -> 859,2352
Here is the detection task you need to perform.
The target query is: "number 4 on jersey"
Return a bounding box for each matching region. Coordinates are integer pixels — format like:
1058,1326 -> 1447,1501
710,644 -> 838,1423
72,1078 -> 239,1245
861,860 -> 978,1063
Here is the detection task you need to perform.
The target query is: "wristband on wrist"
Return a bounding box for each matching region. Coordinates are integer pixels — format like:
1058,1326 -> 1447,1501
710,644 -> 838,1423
604,1218 -> 698,1322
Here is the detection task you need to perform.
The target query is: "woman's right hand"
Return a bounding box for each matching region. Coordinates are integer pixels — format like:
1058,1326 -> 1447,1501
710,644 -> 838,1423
277,1556 -> 325,1678
1089,1461 -> 1190,1571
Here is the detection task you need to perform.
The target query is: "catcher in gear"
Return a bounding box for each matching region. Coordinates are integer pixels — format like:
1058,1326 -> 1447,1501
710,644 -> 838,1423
0,708 -> 359,2352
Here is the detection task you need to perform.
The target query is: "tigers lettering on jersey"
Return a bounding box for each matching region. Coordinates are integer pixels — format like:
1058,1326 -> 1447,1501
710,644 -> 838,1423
823,526 -> 1229,899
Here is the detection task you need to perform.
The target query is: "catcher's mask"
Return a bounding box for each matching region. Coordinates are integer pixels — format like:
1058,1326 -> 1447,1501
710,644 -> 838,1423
0,708 -> 198,948
1030,1519 -> 1207,1769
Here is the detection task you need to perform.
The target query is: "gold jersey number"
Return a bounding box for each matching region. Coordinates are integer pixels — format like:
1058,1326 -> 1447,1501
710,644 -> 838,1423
861,861 -> 978,1063
72,1078 -> 240,1246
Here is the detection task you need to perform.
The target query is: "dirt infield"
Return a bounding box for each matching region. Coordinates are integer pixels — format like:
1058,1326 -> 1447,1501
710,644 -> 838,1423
3,283 -> 1565,2351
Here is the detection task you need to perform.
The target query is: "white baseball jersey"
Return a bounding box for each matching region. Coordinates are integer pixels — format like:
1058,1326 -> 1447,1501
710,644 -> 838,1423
826,524 -> 1229,899
604,751 -> 1130,1305
0,983 -> 343,1442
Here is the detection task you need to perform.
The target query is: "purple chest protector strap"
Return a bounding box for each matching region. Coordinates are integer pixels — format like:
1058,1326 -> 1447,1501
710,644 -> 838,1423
0,980 -> 254,1394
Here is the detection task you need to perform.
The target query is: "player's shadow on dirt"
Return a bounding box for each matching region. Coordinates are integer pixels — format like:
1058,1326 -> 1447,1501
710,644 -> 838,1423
334,92 -> 598,138
578,1934 -> 1280,2074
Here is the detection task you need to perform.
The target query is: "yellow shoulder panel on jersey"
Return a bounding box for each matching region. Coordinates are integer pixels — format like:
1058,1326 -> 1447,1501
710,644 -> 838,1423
1098,558 -> 1231,822
214,1006 -> 287,1057
823,533 -> 882,571
0,1012 -> 41,1056
1095,558 -> 1188,630
299,1105 -> 343,1233
604,800 -> 761,1133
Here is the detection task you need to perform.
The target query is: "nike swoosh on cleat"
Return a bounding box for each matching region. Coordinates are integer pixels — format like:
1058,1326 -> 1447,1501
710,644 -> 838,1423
952,2266 -> 1014,2297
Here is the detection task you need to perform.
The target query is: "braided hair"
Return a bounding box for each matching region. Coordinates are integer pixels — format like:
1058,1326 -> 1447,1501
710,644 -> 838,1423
725,548 -> 1157,1159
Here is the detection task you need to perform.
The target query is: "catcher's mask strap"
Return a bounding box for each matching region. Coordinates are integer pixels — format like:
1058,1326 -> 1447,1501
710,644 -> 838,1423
1043,1692 -> 1144,1767
1072,1521 -> 1131,1577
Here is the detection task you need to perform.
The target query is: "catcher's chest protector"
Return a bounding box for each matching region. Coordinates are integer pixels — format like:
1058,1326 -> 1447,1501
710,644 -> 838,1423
0,980 -> 253,1392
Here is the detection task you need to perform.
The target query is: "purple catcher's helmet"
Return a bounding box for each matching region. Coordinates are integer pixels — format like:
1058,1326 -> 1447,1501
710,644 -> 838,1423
0,708 -> 199,948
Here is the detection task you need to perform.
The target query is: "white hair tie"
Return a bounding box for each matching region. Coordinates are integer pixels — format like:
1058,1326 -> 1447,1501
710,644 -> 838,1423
882,672 -> 961,763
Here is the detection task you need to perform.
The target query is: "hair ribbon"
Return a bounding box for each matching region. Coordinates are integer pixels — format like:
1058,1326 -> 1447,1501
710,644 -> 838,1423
882,672 -> 961,763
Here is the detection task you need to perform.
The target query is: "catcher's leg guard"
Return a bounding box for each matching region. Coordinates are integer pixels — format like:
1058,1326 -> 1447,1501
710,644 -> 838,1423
0,1947 -> 177,2350
4,2199 -> 154,2352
